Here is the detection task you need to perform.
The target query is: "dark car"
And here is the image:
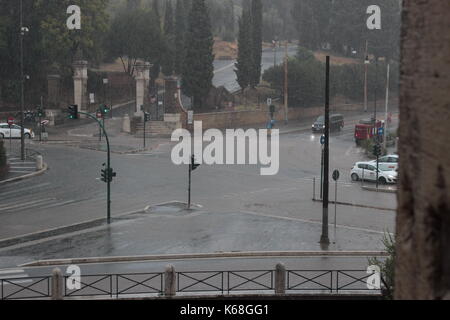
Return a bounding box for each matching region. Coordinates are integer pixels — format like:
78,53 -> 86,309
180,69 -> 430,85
311,114 -> 344,133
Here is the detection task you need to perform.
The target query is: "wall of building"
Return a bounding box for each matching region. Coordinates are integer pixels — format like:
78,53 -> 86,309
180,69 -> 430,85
395,0 -> 450,300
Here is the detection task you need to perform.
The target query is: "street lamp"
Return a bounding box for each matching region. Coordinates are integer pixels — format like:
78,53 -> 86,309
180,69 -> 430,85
364,55 -> 370,113
19,0 -> 29,161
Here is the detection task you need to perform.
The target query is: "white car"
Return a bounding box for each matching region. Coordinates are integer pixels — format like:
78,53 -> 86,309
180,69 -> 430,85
351,161 -> 398,184
369,154 -> 398,170
0,123 -> 35,139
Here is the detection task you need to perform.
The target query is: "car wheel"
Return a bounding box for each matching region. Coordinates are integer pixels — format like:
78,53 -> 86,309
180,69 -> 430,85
24,133 -> 31,139
351,173 -> 359,182
0,133 -> 4,139
379,177 -> 387,184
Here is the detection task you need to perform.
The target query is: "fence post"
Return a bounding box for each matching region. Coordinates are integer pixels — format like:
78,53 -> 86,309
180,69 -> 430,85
51,268 -> 64,300
164,264 -> 176,297
275,263 -> 286,294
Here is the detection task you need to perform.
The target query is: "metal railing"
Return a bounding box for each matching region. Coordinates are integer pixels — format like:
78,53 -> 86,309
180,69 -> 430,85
0,268 -> 382,300
1,276 -> 51,300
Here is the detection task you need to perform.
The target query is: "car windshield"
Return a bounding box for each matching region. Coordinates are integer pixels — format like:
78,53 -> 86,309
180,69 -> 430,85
316,116 -> 324,123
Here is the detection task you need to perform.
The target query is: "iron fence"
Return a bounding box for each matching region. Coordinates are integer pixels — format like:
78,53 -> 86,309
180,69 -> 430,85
0,269 -> 382,300
1,276 -> 51,300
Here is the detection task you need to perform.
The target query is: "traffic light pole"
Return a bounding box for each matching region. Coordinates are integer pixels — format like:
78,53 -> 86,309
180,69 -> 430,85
320,56 -> 331,246
143,117 -> 146,149
78,111 -> 112,224
188,159 -> 192,210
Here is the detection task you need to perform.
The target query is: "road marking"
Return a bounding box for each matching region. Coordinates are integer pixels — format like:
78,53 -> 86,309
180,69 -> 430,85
10,167 -> 36,169
214,62 -> 235,74
0,198 -> 56,211
0,183 -> 50,197
39,200 -> 77,209
0,269 -> 24,275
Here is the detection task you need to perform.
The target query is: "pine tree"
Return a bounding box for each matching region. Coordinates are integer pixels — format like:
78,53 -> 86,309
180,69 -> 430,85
250,0 -> 263,88
174,0 -> 185,75
181,0 -> 214,110
235,8 -> 253,92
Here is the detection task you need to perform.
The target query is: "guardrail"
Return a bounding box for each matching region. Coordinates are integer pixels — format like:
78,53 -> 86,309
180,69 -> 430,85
0,265 -> 383,300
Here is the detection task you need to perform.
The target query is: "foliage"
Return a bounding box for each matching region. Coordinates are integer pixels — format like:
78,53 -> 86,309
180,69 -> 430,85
250,0 -> 263,88
181,0 -> 214,110
104,7 -> 164,77
0,139 -> 8,178
368,232 -> 396,300
235,8 -> 253,92
263,47 -> 398,108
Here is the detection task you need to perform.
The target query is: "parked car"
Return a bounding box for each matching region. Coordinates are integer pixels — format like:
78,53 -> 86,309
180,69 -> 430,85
369,154 -> 399,170
0,123 -> 35,139
350,161 -> 398,184
312,114 -> 344,133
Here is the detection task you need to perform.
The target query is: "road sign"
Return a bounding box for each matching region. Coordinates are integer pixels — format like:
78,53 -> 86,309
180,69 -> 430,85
7,117 -> 14,126
378,127 -> 384,135
96,111 -> 102,119
89,93 -> 95,103
41,120 -> 50,126
187,111 -> 194,125
320,135 -> 325,145
332,170 -> 340,181
267,98 -> 272,106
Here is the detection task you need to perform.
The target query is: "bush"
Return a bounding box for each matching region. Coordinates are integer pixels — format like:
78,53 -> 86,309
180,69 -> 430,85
0,139 -> 9,178
368,232 -> 396,299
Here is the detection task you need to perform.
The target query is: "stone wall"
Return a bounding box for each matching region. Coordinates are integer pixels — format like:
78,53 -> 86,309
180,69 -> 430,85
193,100 -> 394,130
395,1 -> 450,299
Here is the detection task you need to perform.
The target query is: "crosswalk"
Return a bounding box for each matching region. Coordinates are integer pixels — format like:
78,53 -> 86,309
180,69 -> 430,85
0,180 -> 104,214
6,157 -> 36,174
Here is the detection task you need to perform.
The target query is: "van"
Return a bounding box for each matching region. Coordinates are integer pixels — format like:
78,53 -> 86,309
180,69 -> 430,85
311,114 -> 344,133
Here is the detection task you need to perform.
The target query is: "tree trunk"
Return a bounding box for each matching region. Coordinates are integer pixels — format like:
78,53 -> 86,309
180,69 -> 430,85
395,0 -> 450,300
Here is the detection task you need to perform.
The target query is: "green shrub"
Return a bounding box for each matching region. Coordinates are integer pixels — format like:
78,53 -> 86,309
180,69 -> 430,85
368,232 -> 396,299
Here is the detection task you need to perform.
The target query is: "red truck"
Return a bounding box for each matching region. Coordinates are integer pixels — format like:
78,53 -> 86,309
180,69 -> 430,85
354,119 -> 384,145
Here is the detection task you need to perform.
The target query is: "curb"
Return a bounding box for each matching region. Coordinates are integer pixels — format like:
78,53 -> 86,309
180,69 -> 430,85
361,186 -> 397,194
312,198 -> 395,212
20,250 -> 389,267
0,162 -> 48,186
0,207 -> 146,250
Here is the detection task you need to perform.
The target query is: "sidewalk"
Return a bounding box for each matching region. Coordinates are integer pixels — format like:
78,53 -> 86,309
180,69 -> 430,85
0,202 -> 387,268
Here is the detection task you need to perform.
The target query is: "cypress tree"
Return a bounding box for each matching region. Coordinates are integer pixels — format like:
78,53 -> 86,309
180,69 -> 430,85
235,8 -> 253,92
162,0 -> 174,75
250,0 -> 263,88
181,0 -> 214,110
174,0 -> 185,75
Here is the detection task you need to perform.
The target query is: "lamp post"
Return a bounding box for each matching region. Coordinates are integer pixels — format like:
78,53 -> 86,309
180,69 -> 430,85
19,0 -> 28,161
364,45 -> 370,113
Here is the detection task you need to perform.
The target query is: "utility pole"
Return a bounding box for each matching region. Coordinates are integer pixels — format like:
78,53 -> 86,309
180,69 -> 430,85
284,41 -> 288,124
19,0 -> 25,161
383,63 -> 390,150
373,57 -> 378,128
364,40 -> 369,113
320,56 -> 331,246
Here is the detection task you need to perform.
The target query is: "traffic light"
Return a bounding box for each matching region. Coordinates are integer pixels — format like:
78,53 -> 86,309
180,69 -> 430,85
102,105 -> 110,115
107,168 -> 116,182
144,112 -> 151,122
68,105 -> 78,119
190,155 -> 200,171
373,144 -> 382,157
101,163 -> 108,183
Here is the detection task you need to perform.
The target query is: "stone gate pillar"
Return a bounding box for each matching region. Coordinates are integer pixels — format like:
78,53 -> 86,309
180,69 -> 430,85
73,60 -> 88,116
134,61 -> 152,118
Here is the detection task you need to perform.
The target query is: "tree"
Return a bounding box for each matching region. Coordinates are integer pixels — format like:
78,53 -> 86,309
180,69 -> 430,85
173,0 -> 185,75
105,8 -> 164,77
235,8 -> 253,92
181,0 -> 214,110
161,0 -> 175,75
250,0 -> 263,88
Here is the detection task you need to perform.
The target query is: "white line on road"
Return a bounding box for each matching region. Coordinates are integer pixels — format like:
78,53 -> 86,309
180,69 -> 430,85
214,62 -> 235,74
0,198 -> 56,211
0,269 -> 24,275
39,200 -> 77,209
0,183 -> 51,197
